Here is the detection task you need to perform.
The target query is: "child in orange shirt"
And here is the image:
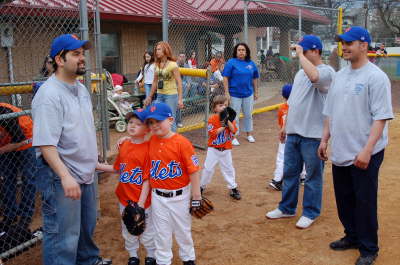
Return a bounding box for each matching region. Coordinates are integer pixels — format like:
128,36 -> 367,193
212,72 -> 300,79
145,102 -> 201,265
96,109 -> 156,265
200,95 -> 241,200
269,84 -> 306,191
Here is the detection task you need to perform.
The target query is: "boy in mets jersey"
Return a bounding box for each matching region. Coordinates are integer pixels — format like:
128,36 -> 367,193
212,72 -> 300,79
200,95 -> 241,200
145,102 -> 201,265
97,109 -> 156,265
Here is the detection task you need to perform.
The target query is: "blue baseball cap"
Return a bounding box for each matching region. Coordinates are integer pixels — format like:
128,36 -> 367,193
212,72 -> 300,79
145,103 -> 173,121
50,34 -> 91,59
336,26 -> 371,45
282,84 -> 292,99
125,108 -> 148,123
298,35 -> 323,51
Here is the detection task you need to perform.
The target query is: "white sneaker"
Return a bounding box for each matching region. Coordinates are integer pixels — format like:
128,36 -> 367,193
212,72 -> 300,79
247,135 -> 255,143
232,138 -> 240,146
265,208 -> 295,219
177,123 -> 183,128
296,216 -> 315,229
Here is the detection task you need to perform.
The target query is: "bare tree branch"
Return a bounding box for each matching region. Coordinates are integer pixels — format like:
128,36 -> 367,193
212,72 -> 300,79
372,0 -> 400,37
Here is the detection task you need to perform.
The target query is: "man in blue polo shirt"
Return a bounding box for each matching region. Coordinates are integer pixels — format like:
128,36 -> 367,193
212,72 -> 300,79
32,34 -> 111,265
319,26 -> 393,265
266,35 -> 335,229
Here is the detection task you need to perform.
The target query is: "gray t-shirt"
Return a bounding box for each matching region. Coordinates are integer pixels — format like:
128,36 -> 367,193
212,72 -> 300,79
32,74 -> 98,184
286,64 -> 335,138
323,62 -> 394,166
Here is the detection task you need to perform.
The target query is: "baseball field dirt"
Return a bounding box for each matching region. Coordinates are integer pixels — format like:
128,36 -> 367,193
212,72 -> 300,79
10,81 -> 400,265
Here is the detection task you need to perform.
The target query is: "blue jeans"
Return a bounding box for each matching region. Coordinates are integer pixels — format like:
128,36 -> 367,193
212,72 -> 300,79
176,81 -> 191,124
230,95 -> 254,134
36,157 -> 100,265
144,83 -> 152,98
0,147 -> 36,220
156,93 -> 178,132
182,80 -> 192,98
278,134 -> 324,220
176,109 -> 182,124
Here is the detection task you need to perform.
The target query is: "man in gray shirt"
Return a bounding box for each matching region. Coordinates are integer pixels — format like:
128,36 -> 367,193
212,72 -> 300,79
266,35 -> 335,229
32,34 -> 111,265
318,26 -> 393,265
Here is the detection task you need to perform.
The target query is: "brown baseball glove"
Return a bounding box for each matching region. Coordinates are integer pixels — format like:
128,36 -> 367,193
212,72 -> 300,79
190,197 -> 214,219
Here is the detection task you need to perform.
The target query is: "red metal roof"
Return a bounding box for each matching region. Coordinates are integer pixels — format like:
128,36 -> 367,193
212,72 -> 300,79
7,0 -> 218,25
186,0 -> 330,24
6,0 -> 328,25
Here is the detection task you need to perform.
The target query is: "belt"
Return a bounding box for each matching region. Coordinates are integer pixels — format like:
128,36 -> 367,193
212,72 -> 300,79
214,147 -> 226,152
155,189 -> 183,198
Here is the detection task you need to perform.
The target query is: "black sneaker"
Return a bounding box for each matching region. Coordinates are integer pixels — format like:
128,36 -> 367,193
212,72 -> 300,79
145,257 -> 156,265
300,178 -> 305,186
127,257 -> 140,265
200,187 -> 204,195
183,261 -> 196,265
329,237 -> 359,251
94,257 -> 112,265
230,188 -> 241,200
355,254 -> 378,265
269,180 -> 282,191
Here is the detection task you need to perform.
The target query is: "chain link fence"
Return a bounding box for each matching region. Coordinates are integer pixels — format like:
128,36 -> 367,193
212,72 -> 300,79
0,1 -> 104,263
0,108 -> 40,263
370,55 -> 400,81
167,0 -> 339,148
0,0 -> 397,264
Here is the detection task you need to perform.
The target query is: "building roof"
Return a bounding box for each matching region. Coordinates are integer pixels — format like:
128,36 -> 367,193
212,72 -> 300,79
99,0 -> 218,24
186,0 -> 330,24
6,0 -> 328,26
7,0 -> 218,25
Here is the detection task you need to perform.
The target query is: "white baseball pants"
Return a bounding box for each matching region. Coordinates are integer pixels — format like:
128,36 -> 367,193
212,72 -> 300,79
273,142 -> 306,182
200,147 -> 237,189
151,185 -> 195,265
119,203 -> 156,258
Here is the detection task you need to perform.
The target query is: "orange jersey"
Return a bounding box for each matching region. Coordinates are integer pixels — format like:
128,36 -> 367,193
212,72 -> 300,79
0,103 -> 33,151
209,58 -> 224,73
113,140 -> 151,209
148,134 -> 200,190
207,114 -> 238,149
277,103 -> 289,129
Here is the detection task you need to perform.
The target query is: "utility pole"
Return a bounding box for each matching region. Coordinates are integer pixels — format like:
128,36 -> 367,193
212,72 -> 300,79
162,0 -> 168,41
364,0 -> 370,30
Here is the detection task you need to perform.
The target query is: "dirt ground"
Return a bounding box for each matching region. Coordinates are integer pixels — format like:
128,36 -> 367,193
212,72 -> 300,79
9,81 -> 400,265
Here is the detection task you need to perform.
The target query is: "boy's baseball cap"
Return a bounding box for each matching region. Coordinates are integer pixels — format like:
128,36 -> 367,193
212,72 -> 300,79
282,84 -> 292,99
145,103 -> 173,121
125,108 -> 148,123
50,34 -> 91,59
335,26 -> 371,45
298,35 -> 323,51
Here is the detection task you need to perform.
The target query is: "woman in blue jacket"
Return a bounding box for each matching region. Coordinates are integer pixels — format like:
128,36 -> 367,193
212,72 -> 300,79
223,43 -> 259,145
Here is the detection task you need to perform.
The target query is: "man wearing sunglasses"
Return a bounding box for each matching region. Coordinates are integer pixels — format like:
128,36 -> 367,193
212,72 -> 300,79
266,35 -> 335,229
318,26 -> 393,265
